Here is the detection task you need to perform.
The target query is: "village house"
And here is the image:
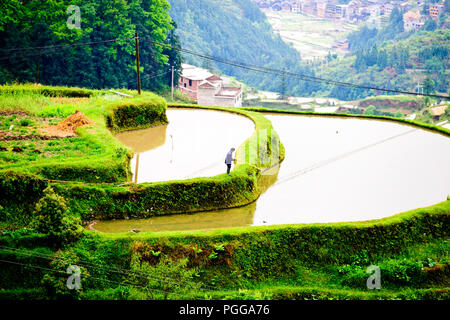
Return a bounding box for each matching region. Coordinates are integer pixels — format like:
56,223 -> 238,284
430,105 -> 448,121
429,3 -> 444,20
178,64 -> 243,108
403,10 -> 425,31
253,0 -> 439,28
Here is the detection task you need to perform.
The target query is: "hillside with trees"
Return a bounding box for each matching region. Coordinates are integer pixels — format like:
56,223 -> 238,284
167,0 -> 320,95
0,0 -> 181,92
313,5 -> 449,100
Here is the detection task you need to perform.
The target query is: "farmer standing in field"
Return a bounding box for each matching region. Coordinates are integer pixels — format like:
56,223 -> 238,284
225,147 -> 236,175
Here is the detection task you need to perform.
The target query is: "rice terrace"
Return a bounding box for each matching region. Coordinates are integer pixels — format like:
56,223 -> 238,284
0,0 -> 449,308
0,84 -> 448,301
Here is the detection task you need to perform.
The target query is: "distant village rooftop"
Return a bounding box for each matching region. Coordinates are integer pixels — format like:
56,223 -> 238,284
178,64 -> 243,108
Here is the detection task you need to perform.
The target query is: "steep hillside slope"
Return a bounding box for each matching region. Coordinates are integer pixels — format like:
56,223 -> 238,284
168,0 -> 317,94
317,29 -> 449,100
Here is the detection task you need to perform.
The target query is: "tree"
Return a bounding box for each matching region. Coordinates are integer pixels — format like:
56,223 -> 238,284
41,250 -> 89,300
364,105 -> 377,115
0,0 -> 175,91
422,18 -> 437,31
129,254 -> 200,299
377,49 -> 388,70
445,0 -> 450,13
423,76 -> 435,95
162,21 -> 183,88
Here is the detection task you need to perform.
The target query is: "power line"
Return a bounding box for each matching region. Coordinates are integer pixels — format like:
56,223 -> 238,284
0,257 -> 186,298
0,36 -> 136,53
0,245 -> 206,292
0,244 -> 262,298
1,35 -> 447,99
0,36 -> 136,64
263,128 -> 417,187
142,37 -> 449,100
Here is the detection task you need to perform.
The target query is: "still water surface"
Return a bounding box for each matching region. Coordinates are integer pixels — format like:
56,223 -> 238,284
114,109 -> 255,183
95,111 -> 450,233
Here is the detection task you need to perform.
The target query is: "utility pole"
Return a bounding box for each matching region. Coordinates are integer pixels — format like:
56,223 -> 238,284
416,81 -> 423,95
135,32 -> 141,95
35,49 -> 40,84
171,65 -> 174,101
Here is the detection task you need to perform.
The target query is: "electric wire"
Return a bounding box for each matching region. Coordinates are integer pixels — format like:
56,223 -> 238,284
0,35 -> 447,99
0,36 -> 136,53
142,37 -> 449,99
261,128 -> 417,186
0,245 -> 260,298
0,245 -> 212,292
0,257 -> 186,297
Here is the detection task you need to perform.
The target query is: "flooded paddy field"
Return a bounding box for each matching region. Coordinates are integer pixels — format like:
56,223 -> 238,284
94,111 -> 450,233
114,109 -> 255,183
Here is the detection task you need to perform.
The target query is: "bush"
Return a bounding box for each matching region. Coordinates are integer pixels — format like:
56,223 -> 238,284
0,84 -> 95,97
379,259 -> 423,287
128,254 -> 200,300
41,250 -> 89,300
106,95 -> 168,133
19,119 -> 32,126
31,187 -> 83,245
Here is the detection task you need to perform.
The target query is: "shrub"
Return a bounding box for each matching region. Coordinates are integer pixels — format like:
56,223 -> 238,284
378,259 -> 423,287
41,250 -> 89,300
128,255 -> 200,300
19,119 -> 32,126
106,95 -> 168,133
31,187 -> 83,245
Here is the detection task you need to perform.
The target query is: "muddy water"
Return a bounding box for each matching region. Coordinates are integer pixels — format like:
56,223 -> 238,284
115,109 -> 255,183
94,112 -> 450,233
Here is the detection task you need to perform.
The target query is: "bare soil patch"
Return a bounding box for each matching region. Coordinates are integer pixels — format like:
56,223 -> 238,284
41,110 -> 94,137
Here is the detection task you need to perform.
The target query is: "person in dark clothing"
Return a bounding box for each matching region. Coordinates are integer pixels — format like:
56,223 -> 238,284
224,147 -> 236,175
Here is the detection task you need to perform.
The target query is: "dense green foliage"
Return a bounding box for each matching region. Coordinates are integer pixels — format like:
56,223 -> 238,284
106,95 -> 168,133
0,0 -> 181,92
0,200 -> 448,299
31,187 -> 83,245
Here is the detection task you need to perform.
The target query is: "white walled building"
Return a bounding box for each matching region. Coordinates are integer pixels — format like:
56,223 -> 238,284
178,64 -> 242,108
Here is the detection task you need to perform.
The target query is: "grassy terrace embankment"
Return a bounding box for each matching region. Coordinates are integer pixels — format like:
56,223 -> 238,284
0,84 -> 168,183
0,199 -> 448,300
0,85 -> 448,300
240,106 -> 450,137
0,86 -> 284,227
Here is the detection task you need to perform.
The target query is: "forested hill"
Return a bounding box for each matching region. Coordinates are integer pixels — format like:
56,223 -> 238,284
314,7 -> 449,100
0,0 -> 181,91
168,0 -> 318,94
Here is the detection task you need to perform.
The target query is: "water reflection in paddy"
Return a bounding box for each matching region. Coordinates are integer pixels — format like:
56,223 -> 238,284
95,112 -> 450,233
254,114 -> 450,225
114,109 -> 255,183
